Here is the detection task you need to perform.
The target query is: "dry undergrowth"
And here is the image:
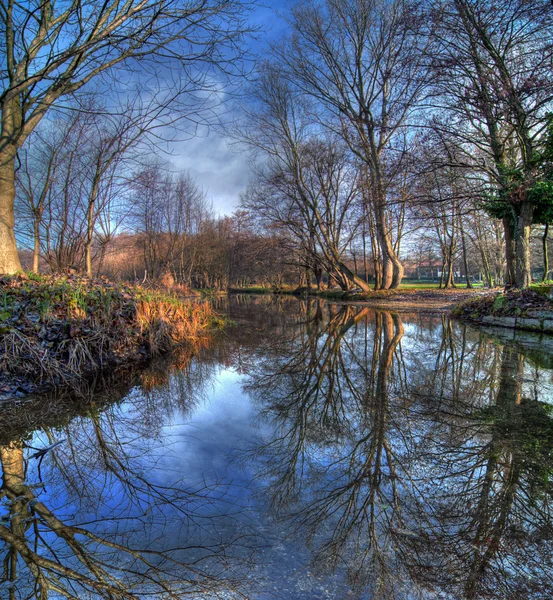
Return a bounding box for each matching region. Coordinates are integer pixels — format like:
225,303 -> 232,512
0,273 -> 221,395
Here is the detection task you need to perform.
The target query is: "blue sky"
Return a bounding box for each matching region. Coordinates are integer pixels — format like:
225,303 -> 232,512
169,0 -> 290,216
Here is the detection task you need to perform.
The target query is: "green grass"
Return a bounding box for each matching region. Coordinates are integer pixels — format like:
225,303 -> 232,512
229,281 -> 484,293
228,285 -> 295,294
399,282 -> 441,289
399,281 -> 484,289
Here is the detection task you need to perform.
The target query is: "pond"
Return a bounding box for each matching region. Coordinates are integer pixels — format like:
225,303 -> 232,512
1,295 -> 553,599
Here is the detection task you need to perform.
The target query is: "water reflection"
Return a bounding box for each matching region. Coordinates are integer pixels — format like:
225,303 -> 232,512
0,349 -> 255,599
239,300 -> 553,599
1,296 -> 553,599
411,343 -> 553,599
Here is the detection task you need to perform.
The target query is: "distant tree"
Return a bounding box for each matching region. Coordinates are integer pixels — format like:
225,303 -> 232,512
131,163 -> 209,283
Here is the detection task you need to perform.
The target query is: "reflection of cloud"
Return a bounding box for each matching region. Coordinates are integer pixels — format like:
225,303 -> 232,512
157,368 -> 257,479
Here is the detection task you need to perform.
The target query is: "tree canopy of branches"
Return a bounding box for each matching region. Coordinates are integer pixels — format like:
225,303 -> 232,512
430,0 -> 553,287
0,0 -> 252,274
267,0 -> 433,289
240,65 -> 369,291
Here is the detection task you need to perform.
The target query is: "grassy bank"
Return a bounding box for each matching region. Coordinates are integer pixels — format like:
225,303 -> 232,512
228,284 -> 482,312
228,283 -> 481,298
0,274 -> 221,397
228,285 -> 295,294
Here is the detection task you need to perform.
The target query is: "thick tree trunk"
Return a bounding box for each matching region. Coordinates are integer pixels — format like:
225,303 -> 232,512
0,149 -> 22,274
503,216 -> 515,286
542,223 -> 549,282
376,220 -> 403,289
444,256 -> 455,288
335,259 -> 371,291
391,262 -> 404,289
514,202 -> 534,288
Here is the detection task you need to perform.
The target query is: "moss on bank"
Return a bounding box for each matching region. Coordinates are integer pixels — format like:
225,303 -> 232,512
0,273 -> 221,397
452,287 -> 553,322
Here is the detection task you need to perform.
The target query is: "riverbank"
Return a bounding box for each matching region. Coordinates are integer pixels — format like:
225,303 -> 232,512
452,286 -> 553,332
0,274 -> 221,399
229,285 -> 485,312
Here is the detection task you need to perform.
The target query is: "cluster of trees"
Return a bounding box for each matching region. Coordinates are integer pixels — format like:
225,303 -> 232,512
17,116 -> 295,287
3,0 -> 553,290
0,0 -> 252,275
239,0 -> 553,289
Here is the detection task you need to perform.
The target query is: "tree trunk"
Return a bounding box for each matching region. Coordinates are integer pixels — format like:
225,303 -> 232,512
444,254 -> 455,288
33,216 -> 41,274
314,265 -> 323,290
85,203 -> 94,277
542,223 -> 549,282
503,216 -> 515,286
362,219 -> 369,284
376,217 -> 403,289
514,201 -> 534,288
460,219 -> 472,288
439,263 -> 445,289
85,175 -> 102,278
336,259 -> 371,292
390,256 -> 404,289
371,187 -> 403,290
0,149 -> 22,274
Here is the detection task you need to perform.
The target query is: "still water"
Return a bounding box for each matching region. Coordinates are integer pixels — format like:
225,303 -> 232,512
1,295 -> 553,599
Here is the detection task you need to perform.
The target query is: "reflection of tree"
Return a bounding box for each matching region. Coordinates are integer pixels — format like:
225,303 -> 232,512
411,344 -> 553,600
0,346 -> 254,598
242,303 -> 553,599
4,295 -> 553,599
243,306 -> 419,598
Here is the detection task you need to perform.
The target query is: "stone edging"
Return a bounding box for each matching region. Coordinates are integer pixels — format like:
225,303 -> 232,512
480,315 -> 553,333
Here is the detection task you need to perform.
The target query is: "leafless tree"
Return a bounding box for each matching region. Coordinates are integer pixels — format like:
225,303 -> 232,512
131,162 -> 211,283
0,0 -> 253,274
273,0 -> 433,289
240,64 -> 369,291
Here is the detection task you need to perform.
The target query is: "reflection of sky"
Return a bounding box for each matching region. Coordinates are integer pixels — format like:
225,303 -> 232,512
8,301 -> 553,599
146,365 -> 354,599
155,367 -> 259,482
20,359 -> 353,599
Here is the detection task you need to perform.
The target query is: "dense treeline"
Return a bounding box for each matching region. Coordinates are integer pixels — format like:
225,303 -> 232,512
6,0 -> 553,289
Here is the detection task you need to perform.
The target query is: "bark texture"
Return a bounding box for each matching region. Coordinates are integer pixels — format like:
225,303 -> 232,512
0,150 -> 22,273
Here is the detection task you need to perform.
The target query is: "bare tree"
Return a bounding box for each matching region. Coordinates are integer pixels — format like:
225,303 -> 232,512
15,124 -> 68,273
131,162 -> 211,283
240,64 -> 369,291
0,0 -> 252,274
274,0 -> 433,289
